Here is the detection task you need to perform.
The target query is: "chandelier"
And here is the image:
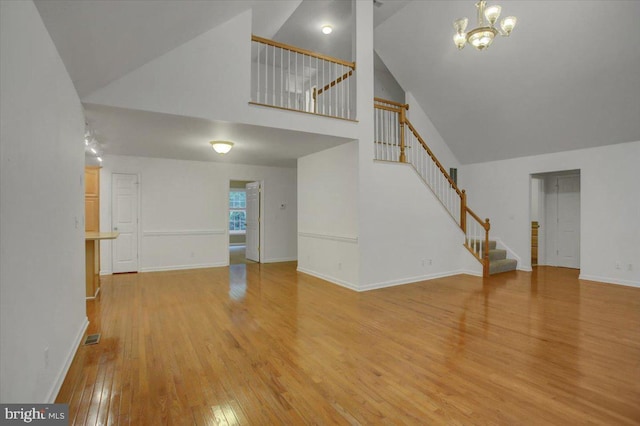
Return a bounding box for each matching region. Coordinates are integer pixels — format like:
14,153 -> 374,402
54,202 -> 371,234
453,1 -> 517,51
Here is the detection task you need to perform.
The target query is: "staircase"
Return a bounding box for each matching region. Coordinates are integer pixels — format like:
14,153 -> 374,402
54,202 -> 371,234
374,98 -> 518,277
471,240 -> 518,275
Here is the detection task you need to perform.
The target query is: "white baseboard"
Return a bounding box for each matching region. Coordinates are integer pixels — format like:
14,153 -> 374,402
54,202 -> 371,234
458,269 -> 483,277
46,316 -> 89,403
296,267 -> 359,291
359,270 -> 468,292
262,257 -> 297,263
578,274 -> 640,288
99,269 -> 112,276
140,262 -> 227,273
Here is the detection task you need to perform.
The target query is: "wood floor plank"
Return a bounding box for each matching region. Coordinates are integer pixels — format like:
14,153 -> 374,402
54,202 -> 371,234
57,264 -> 640,425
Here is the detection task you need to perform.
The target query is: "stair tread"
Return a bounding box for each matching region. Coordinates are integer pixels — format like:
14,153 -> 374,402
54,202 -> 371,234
489,258 -> 518,275
488,249 -> 507,261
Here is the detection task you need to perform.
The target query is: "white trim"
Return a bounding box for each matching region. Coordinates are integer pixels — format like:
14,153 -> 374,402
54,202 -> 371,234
297,267 -> 359,291
140,262 -> 227,272
85,286 -> 100,300
578,274 -> 640,288
298,231 -> 358,244
143,229 -> 226,237
229,242 -> 245,247
46,317 -> 89,403
359,270 -> 469,292
459,269 -> 483,277
262,257 -> 297,263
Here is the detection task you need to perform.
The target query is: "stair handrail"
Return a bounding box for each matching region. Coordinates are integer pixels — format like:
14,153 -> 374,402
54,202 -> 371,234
251,35 -> 356,69
374,97 -> 491,276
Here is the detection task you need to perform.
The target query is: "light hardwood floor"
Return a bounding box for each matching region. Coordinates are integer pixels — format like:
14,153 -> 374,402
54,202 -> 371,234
57,264 -> 640,425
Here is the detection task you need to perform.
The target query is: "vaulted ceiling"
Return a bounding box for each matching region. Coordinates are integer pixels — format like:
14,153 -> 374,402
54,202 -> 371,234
34,0 -> 640,166
375,1 -> 640,164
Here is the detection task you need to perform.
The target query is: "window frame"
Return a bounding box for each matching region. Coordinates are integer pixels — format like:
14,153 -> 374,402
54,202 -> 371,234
229,189 -> 247,235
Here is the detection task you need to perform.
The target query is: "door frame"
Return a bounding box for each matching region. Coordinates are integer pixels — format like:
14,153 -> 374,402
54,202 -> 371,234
110,172 -> 141,273
227,179 -> 265,265
529,170 -> 581,269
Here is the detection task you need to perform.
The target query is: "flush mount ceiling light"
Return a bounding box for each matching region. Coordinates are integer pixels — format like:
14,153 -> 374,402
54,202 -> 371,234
210,140 -> 234,154
321,25 -> 333,35
453,1 -> 517,51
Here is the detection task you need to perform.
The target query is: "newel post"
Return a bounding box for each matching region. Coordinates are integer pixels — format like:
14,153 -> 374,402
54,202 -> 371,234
483,218 -> 491,278
399,108 -> 406,163
460,190 -> 467,233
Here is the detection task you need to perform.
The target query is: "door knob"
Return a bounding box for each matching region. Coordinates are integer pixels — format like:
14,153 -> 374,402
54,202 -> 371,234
114,227 -> 118,231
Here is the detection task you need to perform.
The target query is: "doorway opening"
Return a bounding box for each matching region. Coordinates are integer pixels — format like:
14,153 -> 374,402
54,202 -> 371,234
228,180 -> 260,265
530,170 -> 581,269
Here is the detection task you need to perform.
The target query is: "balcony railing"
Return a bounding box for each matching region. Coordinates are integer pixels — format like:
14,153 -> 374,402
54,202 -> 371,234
250,35 -> 356,120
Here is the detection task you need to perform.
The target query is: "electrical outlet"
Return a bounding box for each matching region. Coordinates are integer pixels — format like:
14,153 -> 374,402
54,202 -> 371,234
428,259 -> 433,266
616,262 -> 621,270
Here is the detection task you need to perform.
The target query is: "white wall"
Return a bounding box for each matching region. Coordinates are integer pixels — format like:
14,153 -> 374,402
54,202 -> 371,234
297,141 -> 360,288
405,91 -> 461,173
374,54 -> 405,104
84,9 -> 361,142
460,141 -> 640,287
99,155 -> 297,272
360,162 -> 481,289
0,0 -> 87,402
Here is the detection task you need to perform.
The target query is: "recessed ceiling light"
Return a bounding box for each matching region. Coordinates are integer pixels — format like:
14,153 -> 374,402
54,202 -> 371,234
321,25 -> 333,35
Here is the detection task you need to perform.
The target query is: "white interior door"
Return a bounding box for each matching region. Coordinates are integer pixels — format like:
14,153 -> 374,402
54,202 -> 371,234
112,173 -> 139,273
245,182 -> 260,262
556,175 -> 580,269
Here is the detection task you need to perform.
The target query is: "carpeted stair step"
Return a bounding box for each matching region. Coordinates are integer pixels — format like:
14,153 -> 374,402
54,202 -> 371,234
488,249 -> 507,261
489,258 -> 518,275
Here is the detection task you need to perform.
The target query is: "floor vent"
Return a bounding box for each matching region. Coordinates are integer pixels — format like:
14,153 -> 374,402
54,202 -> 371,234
84,333 -> 101,345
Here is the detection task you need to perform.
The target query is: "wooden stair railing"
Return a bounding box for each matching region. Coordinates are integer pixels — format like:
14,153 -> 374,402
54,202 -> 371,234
251,35 -> 356,120
374,98 -> 491,277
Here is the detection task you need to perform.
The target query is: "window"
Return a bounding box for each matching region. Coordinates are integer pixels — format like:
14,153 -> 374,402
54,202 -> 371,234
229,190 -> 246,233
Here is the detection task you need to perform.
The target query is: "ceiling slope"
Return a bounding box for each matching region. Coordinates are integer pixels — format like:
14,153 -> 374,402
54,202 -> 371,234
375,1 -> 640,164
35,0 -> 301,98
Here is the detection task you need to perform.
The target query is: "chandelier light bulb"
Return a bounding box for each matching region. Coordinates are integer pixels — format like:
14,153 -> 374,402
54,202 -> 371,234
453,32 -> 467,50
453,17 -> 468,33
484,5 -> 501,26
500,16 -> 517,36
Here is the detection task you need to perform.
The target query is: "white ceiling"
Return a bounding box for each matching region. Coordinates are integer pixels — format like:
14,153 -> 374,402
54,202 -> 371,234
84,104 -> 351,168
375,1 -> 640,164
35,1 -> 640,167
34,0 -> 302,98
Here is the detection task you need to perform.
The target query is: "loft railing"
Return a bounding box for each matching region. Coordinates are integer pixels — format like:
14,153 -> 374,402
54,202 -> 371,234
374,98 -> 491,277
250,35 -> 356,120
